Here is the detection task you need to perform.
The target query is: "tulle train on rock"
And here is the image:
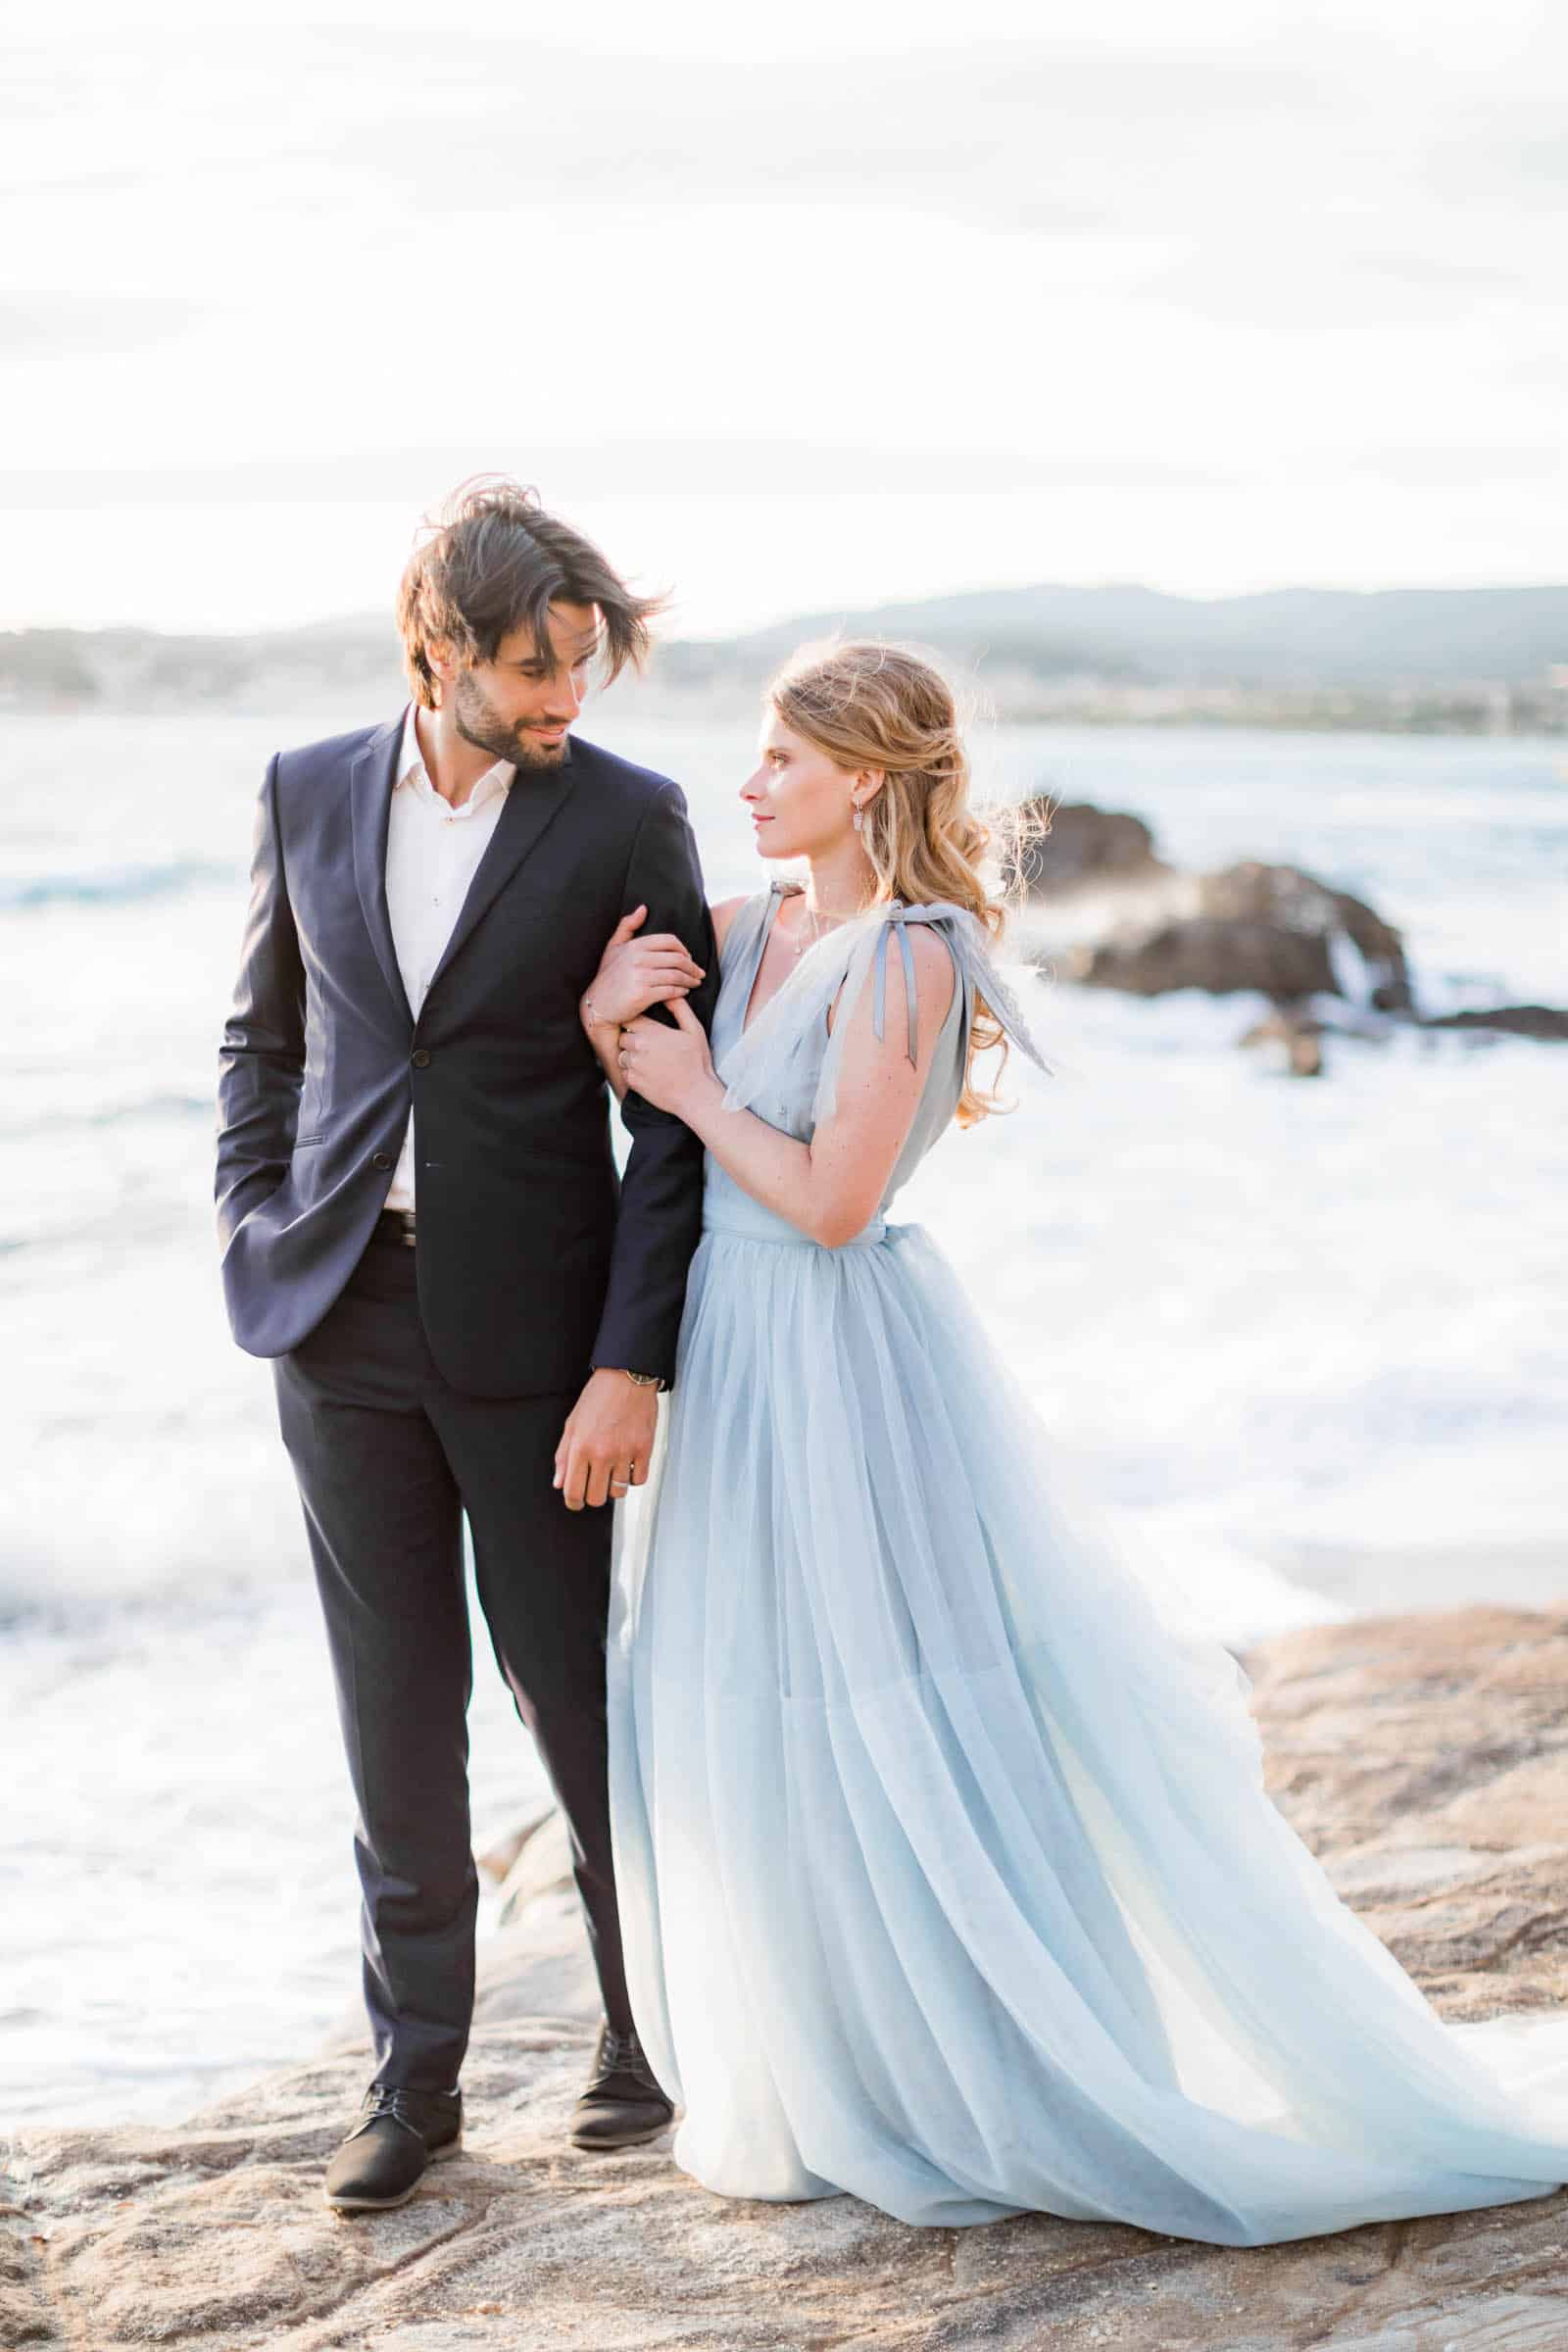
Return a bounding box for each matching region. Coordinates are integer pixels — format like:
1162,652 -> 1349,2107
609,1211 -> 1568,2241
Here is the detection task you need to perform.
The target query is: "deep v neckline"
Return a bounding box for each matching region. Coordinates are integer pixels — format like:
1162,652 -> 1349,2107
737,884 -> 797,1042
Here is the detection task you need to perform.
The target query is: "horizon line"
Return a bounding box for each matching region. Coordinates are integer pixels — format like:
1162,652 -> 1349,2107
8,576 -> 1568,649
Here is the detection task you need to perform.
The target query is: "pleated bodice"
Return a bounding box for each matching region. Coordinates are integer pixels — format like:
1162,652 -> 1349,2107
700,881 -> 972,1250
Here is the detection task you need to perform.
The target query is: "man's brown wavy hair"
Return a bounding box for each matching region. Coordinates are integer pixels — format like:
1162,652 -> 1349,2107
395,476 -> 665,709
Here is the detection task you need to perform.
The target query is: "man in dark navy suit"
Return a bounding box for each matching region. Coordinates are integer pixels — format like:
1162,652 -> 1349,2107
216,479 -> 716,2211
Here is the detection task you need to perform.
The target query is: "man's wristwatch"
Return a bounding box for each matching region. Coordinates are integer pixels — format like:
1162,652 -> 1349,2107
622,1369 -> 663,1392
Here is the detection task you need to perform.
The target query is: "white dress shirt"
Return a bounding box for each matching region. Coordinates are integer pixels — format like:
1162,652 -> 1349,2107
382,704 -> 514,1211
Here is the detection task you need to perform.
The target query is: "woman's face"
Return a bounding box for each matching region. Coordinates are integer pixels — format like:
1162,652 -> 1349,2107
740,711 -> 860,862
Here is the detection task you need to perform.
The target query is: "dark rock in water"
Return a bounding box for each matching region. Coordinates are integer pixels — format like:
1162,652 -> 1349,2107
1002,797 -> 1170,896
1071,915 -> 1340,1002
1014,797 -> 1561,1051
1064,860 -> 1413,1011
1422,1004 -> 1568,1042
1196,861 -> 1412,1013
1014,799 -> 1414,1014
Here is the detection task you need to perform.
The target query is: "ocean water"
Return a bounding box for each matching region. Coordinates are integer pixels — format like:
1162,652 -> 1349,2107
2,709 -> 1564,2129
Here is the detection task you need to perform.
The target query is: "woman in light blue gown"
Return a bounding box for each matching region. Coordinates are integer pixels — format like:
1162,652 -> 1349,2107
580,641 -> 1568,2246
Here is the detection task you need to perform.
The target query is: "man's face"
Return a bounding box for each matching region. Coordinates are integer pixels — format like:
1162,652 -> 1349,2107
448,601 -> 603,771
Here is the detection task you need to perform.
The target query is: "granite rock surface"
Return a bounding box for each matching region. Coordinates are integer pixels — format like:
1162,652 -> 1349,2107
6,1606 -> 1567,2351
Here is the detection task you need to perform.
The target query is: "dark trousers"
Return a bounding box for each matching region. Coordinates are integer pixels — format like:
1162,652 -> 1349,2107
272,1228 -> 628,2089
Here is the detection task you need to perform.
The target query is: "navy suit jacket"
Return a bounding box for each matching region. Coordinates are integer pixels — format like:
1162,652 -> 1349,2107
215,710 -> 717,1396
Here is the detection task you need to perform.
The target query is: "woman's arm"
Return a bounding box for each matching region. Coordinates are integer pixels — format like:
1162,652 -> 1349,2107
615,925 -> 956,1247
580,911 -> 643,1102
582,896 -> 747,1100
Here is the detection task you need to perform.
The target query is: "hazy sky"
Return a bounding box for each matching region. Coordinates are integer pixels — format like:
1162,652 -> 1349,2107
7,0 -> 1566,637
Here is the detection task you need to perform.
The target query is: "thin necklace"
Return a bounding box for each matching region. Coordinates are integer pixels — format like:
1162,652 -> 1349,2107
789,908 -> 830,957
786,890 -> 866,957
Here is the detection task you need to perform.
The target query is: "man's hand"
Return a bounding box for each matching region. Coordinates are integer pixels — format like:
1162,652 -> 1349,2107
553,1369 -> 659,1510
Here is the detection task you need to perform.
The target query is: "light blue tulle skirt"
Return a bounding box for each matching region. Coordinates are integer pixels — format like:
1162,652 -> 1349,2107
607,1204 -> 1568,2243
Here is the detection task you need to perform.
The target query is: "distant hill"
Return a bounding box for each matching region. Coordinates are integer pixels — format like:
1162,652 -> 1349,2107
676,582 -> 1568,687
3,584 -> 1566,730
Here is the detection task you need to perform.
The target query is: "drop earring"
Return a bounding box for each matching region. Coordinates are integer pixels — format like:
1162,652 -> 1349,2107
851,798 -> 864,833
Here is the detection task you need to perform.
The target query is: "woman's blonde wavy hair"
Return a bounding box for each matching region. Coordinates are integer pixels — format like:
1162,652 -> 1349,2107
769,639 -> 1024,1127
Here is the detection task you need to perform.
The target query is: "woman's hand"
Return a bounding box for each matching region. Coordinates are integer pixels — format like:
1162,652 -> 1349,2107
581,906 -> 707,1033
617,999 -> 718,1117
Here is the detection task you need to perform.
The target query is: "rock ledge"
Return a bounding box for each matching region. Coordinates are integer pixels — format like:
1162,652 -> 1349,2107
6,1606 -> 1567,2350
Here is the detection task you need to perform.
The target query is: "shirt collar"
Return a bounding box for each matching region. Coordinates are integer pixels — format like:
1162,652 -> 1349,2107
396,704 -> 514,812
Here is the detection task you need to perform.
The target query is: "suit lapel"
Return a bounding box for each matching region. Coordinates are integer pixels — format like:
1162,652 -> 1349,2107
350,717 -> 413,1024
424,753 -> 576,999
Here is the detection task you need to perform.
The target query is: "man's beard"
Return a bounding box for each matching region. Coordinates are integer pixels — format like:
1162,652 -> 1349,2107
452,672 -> 570,771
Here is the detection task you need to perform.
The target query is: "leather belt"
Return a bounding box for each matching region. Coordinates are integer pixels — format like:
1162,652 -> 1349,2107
372,1208 -> 417,1249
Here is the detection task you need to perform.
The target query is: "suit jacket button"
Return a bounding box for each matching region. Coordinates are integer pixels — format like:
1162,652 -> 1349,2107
371,1152 -> 393,1170
412,1049 -> 430,1067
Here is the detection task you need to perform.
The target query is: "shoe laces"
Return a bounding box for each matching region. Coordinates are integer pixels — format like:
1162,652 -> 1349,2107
361,2084 -> 448,2132
591,2027 -> 647,2085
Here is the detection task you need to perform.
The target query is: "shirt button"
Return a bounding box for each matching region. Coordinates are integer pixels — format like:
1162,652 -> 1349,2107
412,1049 -> 430,1067
371,1152 -> 394,1171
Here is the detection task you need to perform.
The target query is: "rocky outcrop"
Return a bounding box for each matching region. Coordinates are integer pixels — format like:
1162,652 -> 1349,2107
6,1607 -> 1568,2350
1014,800 -> 1568,1054
1067,907 -> 1348,1003
1250,1608 -> 1568,2024
1001,798 -> 1171,897
1200,860 -> 1412,1010
1013,796 -> 1416,1013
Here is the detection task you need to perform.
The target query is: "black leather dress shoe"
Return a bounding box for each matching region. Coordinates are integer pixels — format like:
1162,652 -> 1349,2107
323,2083 -> 464,2212
568,2024 -> 673,2150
